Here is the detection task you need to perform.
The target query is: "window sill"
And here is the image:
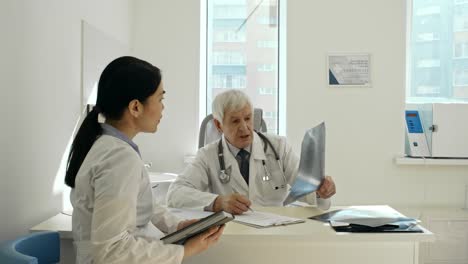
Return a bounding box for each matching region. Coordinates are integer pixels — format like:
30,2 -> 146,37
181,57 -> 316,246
395,156 -> 468,166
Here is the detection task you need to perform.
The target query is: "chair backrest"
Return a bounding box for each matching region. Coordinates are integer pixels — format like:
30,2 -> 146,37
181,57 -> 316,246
0,231 -> 60,264
198,108 -> 267,148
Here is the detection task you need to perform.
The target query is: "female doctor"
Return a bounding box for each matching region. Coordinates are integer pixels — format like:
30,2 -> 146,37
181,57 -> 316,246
65,56 -> 223,264
167,89 -> 336,215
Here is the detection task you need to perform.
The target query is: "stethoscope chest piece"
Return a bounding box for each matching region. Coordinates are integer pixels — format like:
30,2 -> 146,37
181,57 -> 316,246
219,169 -> 230,184
262,161 -> 271,182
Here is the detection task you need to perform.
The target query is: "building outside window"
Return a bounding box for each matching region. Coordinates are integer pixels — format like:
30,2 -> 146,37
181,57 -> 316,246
257,40 -> 277,48
409,0 -> 468,102
258,87 -> 276,95
213,74 -> 247,89
257,63 -> 276,72
213,51 -> 245,65
257,16 -> 278,25
206,0 -> 282,134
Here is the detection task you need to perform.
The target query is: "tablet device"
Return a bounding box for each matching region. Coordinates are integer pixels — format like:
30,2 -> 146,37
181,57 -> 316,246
160,211 -> 234,245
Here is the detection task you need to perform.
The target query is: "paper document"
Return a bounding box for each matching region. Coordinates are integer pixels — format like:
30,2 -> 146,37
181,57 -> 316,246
234,210 -> 305,228
310,205 -> 419,227
283,122 -> 326,205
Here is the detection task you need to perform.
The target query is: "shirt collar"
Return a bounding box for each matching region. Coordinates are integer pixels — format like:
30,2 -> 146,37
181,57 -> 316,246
101,123 -> 140,156
223,134 -> 251,158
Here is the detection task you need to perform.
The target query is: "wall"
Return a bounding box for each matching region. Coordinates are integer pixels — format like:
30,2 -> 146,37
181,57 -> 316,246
0,0 -> 133,240
286,0 -> 468,207
133,0 -> 468,209
132,0 -> 202,173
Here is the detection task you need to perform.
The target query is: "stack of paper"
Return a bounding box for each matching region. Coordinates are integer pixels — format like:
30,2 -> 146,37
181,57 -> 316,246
234,211 -> 305,228
310,205 -> 421,233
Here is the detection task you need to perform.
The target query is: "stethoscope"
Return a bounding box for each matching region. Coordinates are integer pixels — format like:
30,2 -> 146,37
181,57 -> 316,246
217,131 -> 288,190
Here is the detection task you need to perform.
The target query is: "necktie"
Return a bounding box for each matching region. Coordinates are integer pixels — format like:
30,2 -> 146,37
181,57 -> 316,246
237,149 -> 250,184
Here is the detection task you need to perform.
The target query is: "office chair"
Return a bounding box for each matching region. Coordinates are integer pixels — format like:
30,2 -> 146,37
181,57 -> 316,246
0,231 -> 60,264
198,108 -> 267,148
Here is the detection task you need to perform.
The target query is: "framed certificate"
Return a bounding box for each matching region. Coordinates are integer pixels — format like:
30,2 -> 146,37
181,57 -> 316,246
327,53 -> 371,87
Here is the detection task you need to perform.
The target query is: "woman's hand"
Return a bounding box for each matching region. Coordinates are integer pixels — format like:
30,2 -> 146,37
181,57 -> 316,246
183,224 -> 225,259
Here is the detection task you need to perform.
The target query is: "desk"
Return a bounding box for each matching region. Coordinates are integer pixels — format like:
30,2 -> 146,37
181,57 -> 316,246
148,172 -> 177,206
31,206 -> 434,264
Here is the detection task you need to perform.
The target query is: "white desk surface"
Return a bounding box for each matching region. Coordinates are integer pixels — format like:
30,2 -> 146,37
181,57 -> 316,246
148,172 -> 177,183
31,205 -> 434,242
223,206 -> 434,242
31,212 -> 73,239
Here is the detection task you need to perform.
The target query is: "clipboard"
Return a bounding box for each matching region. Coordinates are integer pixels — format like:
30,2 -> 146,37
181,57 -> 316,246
160,211 -> 234,245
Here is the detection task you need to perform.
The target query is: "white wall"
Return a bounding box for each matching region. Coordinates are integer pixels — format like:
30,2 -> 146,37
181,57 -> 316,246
132,0 -> 202,173
287,0 -> 468,207
0,0 -> 133,241
133,0 -> 468,209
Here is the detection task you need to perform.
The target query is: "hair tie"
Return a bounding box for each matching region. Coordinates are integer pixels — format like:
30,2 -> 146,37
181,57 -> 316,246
97,113 -> 106,124
92,105 -> 106,123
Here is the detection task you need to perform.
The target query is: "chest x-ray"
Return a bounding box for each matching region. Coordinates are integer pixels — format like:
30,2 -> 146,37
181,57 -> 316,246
283,122 -> 325,205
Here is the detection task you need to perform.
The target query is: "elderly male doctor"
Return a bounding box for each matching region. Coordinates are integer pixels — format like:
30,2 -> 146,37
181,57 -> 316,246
167,89 -> 336,215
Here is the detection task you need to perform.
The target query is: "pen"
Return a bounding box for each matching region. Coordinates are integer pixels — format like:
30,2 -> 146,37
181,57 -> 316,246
231,187 -> 254,212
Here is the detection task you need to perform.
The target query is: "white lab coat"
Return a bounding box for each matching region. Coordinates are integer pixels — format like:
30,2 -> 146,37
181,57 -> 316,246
71,135 -> 184,264
167,132 -> 330,210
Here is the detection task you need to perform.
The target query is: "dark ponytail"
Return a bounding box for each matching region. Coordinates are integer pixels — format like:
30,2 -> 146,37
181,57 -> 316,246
64,108 -> 102,187
65,56 -> 161,188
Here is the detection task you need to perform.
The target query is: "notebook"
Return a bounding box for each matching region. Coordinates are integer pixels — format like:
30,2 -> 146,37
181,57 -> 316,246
160,211 -> 234,245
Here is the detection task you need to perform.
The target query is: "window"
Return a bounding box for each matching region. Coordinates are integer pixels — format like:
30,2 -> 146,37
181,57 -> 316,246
257,40 -> 277,48
213,74 -> 246,89
258,87 -> 276,95
263,111 -> 277,119
257,63 -> 276,72
213,51 -> 245,65
257,16 -> 278,25
408,0 -> 468,102
214,29 -> 246,42
206,0 -> 284,134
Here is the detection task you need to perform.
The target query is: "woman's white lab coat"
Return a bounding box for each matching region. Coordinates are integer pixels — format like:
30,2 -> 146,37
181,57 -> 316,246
167,132 -> 330,210
71,135 -> 184,264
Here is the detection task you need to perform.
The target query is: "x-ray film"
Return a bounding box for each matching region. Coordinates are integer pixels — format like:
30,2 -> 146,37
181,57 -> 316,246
283,122 -> 325,205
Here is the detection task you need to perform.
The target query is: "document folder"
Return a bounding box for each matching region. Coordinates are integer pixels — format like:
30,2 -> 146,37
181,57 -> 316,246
309,205 -> 422,233
161,211 -> 234,245
330,221 -> 422,233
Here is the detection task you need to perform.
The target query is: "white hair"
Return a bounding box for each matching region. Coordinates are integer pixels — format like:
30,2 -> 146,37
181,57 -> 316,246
212,89 -> 252,124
